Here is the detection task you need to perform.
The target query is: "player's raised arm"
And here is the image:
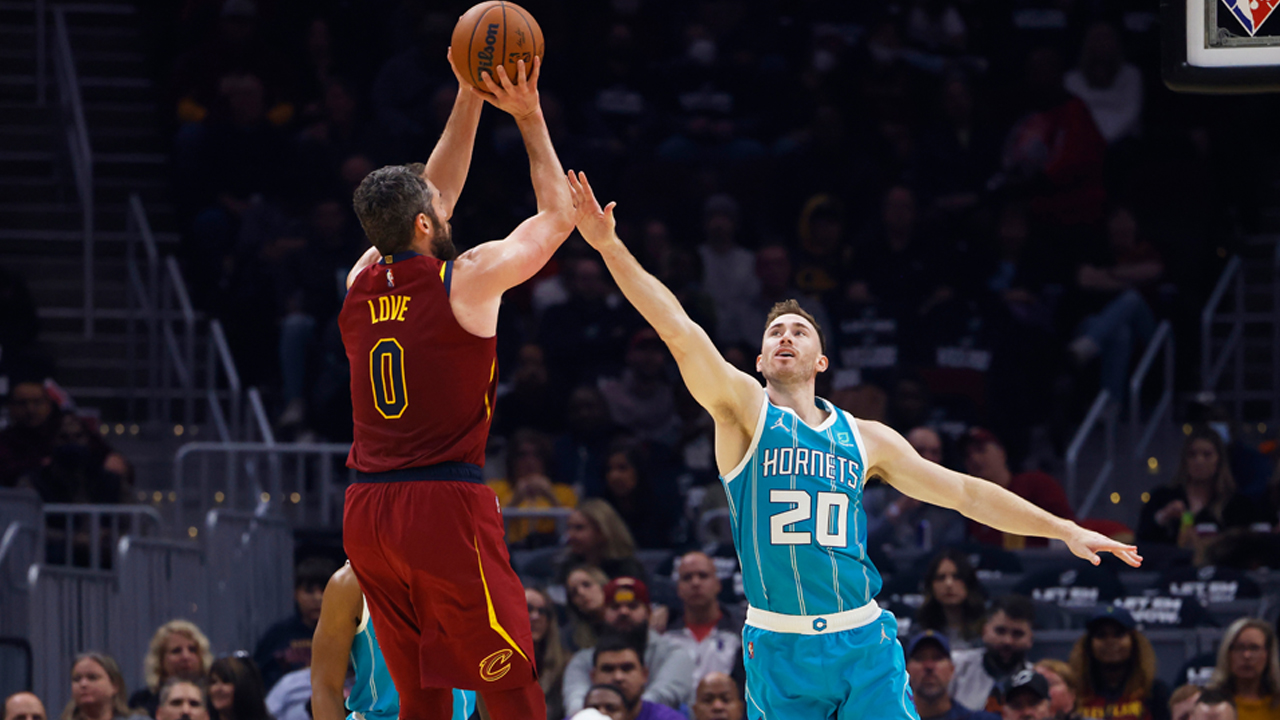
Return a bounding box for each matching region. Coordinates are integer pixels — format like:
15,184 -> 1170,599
567,171 -> 762,439
422,50 -> 486,222
310,565 -> 363,720
449,58 -> 577,333
857,420 -> 1143,568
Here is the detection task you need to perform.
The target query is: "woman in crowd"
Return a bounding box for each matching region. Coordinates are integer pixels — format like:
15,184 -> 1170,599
598,440 -> 676,550
555,499 -> 647,583
129,620 -> 214,717
1207,617 -> 1280,720
912,549 -> 987,649
526,587 -> 569,720
562,564 -> 610,652
1068,606 -> 1170,720
1137,426 -> 1258,549
63,653 -> 143,720
207,654 -> 271,720
488,428 -> 578,548
1036,658 -> 1082,720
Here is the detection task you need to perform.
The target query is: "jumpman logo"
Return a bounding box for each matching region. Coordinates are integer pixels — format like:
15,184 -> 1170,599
771,416 -> 787,431
880,624 -> 890,644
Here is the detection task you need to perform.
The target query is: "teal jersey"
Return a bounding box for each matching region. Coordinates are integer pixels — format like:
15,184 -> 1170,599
348,600 -> 475,720
721,393 -> 881,616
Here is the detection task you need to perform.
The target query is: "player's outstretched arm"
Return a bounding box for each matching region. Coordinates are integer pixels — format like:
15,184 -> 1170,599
422,50 -> 486,222
311,565 -> 363,720
567,171 -> 762,435
858,420 -> 1144,568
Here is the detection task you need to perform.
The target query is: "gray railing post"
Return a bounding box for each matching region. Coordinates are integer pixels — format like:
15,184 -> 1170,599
53,9 -> 94,339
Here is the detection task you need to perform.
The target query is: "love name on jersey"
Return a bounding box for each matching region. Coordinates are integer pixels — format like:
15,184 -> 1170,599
367,295 -> 412,324
760,447 -> 860,488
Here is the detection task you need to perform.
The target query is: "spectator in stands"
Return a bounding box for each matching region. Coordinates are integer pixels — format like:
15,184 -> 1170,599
598,440 -> 677,550
253,555 -> 338,690
553,386 -> 621,497
494,344 -> 563,436
717,244 -> 832,348
539,258 -> 633,389
1206,618 -> 1280,720
23,414 -> 132,505
1068,605 -> 1170,720
1189,690 -> 1237,720
1064,23 -> 1143,145
130,621 -> 214,717
664,551 -> 743,682
489,429 -> 578,548
914,549 -> 988,650
961,427 -> 1075,549
565,565 -> 611,652
563,578 -> 696,713
1001,670 -> 1054,720
581,684 -> 628,720
696,194 -> 759,345
1034,659 -> 1081,720
153,680 -> 207,720
866,427 -> 969,553
1138,427 -> 1259,552
0,380 -> 60,487
1170,685 -> 1203,720
207,654 -> 269,720
599,329 -> 677,442
63,653 -> 140,720
952,596 -> 1037,712
262,668 -> 308,720
527,587 -> 569,720
585,635 -> 686,720
4,693 -> 46,720
556,499 -> 648,583
0,266 -> 40,372
691,673 -> 743,720
905,630 -> 998,720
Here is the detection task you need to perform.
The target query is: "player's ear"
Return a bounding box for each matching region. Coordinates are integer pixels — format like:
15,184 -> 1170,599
416,212 -> 433,238
816,354 -> 829,373
755,354 -> 763,373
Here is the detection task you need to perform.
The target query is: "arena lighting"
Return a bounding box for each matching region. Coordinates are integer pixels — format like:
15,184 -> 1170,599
214,491 -> 225,503
260,492 -> 270,503
1164,0 -> 1280,92
187,527 -> 198,538
1110,492 -> 1122,504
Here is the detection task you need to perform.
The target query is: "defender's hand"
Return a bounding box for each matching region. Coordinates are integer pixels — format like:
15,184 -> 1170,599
566,170 -> 616,249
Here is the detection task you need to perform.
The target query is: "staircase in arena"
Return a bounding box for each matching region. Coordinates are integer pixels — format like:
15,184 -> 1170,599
0,0 -> 182,420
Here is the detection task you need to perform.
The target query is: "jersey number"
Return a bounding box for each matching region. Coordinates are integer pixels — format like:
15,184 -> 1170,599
769,489 -> 849,548
370,339 -> 408,419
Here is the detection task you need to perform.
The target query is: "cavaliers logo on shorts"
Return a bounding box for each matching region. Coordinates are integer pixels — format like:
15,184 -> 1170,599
479,649 -> 514,682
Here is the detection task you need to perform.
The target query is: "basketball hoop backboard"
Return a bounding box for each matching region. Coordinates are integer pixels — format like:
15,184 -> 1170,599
1163,0 -> 1280,92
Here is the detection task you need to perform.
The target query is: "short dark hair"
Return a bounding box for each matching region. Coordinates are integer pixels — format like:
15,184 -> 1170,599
584,684 -> 627,704
157,677 -> 205,707
763,299 -> 826,353
352,165 -> 435,256
295,556 -> 339,590
593,633 -> 643,669
1196,689 -> 1235,709
988,595 -> 1036,624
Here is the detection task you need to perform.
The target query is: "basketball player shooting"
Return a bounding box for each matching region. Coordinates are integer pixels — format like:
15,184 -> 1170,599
565,171 -> 1141,720
339,54 -> 579,720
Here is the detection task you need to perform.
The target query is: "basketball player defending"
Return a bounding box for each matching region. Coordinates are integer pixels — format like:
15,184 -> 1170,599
311,563 -> 476,720
565,171 -> 1142,720
340,56 -> 577,720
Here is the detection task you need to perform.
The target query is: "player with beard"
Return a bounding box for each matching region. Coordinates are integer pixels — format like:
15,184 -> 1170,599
340,54 -> 579,720
564,171 -> 1141,720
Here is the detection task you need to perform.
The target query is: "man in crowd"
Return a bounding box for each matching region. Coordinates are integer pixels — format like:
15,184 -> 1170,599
589,636 -> 687,720
1188,691 -> 1235,720
581,685 -> 628,720
906,631 -> 999,720
664,551 -> 743,682
2,693 -> 45,720
254,556 -> 338,689
563,577 -> 695,713
962,427 -> 1075,548
951,596 -> 1037,712
0,380 -> 58,487
691,673 -> 745,720
155,679 -> 210,720
1000,671 -> 1053,720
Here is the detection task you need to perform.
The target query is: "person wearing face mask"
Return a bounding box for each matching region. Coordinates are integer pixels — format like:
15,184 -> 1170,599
62,654 -> 145,720
1067,606 -> 1170,720
153,681 -> 208,720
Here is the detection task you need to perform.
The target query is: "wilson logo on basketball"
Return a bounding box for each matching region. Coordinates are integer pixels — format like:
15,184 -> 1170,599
477,23 -> 500,73
479,649 -> 513,682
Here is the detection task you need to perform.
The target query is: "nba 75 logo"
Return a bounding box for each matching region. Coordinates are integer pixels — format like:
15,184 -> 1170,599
1222,0 -> 1280,35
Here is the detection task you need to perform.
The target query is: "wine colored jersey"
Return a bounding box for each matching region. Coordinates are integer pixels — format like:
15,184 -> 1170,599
339,251 -> 497,473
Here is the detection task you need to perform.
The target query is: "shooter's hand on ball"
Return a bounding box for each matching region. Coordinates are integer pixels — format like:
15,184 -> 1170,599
566,170 -> 617,250
478,56 -> 541,120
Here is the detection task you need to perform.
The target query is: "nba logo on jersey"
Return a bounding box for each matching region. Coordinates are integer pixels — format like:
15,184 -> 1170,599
747,641 -> 754,659
1222,0 -> 1280,35
386,268 -> 395,287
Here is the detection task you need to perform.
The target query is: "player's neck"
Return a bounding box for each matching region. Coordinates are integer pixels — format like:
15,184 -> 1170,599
765,383 -> 826,427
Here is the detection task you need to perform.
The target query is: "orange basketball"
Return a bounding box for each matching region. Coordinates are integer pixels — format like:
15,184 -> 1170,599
450,2 -> 545,92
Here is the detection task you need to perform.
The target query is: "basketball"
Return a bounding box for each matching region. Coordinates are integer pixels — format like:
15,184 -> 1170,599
450,2 -> 545,92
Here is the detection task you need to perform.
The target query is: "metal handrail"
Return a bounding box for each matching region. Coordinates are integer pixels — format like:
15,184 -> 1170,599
246,387 -> 275,445
1129,321 -> 1175,463
52,8 -> 95,338
1065,390 -> 1115,512
208,320 -> 242,440
42,504 -> 163,570
0,522 -> 37,574
1202,256 -> 1242,391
